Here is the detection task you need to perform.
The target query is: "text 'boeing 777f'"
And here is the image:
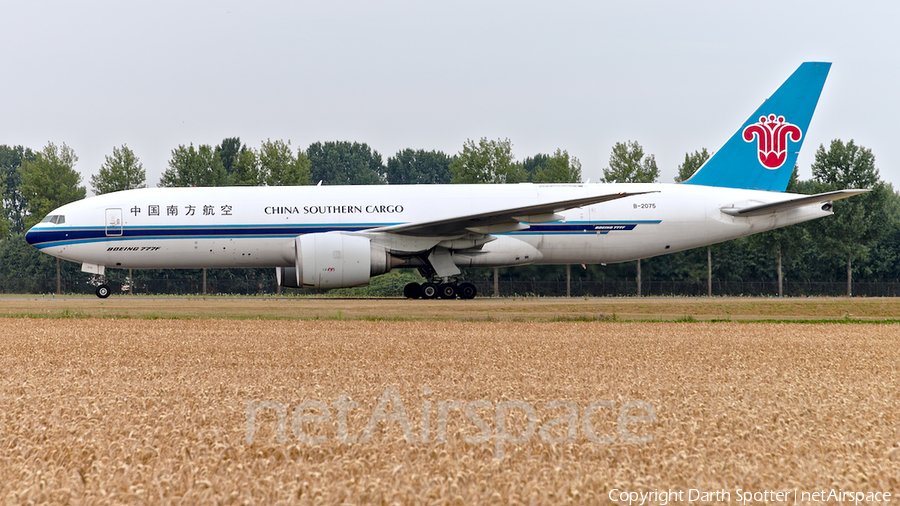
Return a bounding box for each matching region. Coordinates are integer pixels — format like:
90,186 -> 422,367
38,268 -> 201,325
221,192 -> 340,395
26,62 -> 866,298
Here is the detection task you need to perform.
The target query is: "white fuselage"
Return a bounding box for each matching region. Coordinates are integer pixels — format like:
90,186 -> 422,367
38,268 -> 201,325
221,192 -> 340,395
26,183 -> 830,271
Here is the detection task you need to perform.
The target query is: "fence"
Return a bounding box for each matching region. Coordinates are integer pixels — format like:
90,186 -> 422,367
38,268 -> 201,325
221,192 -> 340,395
469,278 -> 900,297
3,273 -> 900,297
0,274 -> 276,296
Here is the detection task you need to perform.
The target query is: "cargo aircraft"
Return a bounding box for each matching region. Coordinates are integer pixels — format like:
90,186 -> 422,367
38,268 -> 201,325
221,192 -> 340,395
26,62 -> 866,299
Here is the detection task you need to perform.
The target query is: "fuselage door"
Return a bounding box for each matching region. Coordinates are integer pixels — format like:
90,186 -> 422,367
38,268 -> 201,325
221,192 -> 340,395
105,208 -> 123,236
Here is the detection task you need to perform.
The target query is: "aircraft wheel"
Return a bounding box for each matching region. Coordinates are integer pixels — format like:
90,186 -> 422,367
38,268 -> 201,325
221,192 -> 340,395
403,282 -> 421,299
419,282 -> 438,299
438,283 -> 458,299
458,282 -> 477,300
96,284 -> 111,299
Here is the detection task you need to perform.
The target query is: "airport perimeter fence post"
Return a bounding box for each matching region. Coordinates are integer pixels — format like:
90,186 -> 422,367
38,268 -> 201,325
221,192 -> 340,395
777,248 -> 783,298
636,259 -> 642,297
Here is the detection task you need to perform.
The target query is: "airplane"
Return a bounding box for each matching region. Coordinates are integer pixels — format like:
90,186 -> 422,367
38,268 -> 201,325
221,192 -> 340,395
26,62 -> 867,299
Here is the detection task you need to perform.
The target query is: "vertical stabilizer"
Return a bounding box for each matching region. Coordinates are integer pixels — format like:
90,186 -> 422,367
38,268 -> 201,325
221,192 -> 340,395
683,62 -> 831,191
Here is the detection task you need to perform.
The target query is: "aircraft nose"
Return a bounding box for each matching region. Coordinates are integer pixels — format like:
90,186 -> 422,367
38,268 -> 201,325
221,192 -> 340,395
25,226 -> 39,245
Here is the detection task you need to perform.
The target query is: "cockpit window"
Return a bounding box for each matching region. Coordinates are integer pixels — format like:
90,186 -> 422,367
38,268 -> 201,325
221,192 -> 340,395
39,215 -> 65,224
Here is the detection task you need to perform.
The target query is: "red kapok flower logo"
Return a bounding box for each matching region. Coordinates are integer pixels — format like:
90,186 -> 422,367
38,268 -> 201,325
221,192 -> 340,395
742,114 -> 802,169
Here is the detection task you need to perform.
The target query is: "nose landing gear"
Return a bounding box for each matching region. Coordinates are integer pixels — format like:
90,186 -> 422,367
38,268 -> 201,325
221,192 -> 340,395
95,284 -> 111,298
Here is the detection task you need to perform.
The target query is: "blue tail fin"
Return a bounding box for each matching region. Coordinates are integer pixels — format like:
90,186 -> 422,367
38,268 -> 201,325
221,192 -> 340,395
683,62 -> 831,191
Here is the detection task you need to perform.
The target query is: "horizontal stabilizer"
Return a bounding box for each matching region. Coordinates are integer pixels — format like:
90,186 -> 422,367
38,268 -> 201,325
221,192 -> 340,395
720,190 -> 870,217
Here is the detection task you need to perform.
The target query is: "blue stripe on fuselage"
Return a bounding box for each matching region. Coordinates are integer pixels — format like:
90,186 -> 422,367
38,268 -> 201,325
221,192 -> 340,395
26,220 -> 662,249
25,223 -> 392,249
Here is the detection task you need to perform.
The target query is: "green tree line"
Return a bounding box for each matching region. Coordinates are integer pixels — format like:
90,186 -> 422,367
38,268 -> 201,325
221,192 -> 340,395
1,137 -> 897,296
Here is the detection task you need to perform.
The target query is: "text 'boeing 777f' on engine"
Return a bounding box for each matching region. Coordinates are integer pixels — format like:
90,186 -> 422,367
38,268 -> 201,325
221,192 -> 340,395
26,62 -> 867,298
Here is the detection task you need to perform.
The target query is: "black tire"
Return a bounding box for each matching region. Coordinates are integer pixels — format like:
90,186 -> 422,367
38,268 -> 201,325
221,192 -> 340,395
438,283 -> 458,300
403,282 -> 421,299
419,282 -> 438,299
96,284 -> 111,298
458,282 -> 477,300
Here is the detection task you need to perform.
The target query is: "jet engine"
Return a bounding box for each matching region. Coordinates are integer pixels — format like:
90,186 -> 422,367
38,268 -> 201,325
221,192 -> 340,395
277,231 -> 394,289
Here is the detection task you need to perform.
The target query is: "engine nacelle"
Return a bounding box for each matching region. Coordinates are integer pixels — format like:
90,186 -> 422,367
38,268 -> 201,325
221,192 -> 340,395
277,232 -> 392,289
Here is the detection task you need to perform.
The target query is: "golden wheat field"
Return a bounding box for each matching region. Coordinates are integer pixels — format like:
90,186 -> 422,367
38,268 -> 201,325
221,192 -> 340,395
1,304 -> 899,504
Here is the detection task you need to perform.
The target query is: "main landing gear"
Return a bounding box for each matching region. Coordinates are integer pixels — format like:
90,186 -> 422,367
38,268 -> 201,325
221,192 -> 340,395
404,280 -> 477,300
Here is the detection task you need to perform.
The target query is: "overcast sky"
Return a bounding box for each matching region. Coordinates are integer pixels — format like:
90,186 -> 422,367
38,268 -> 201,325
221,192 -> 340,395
3,0 -> 898,192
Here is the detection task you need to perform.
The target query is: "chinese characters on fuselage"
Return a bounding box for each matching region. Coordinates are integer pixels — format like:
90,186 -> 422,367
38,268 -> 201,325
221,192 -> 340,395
129,205 -> 234,217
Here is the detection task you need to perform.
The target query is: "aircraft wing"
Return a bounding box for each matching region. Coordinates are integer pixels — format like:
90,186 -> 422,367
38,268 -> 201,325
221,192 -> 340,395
720,189 -> 870,217
371,191 -> 655,237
